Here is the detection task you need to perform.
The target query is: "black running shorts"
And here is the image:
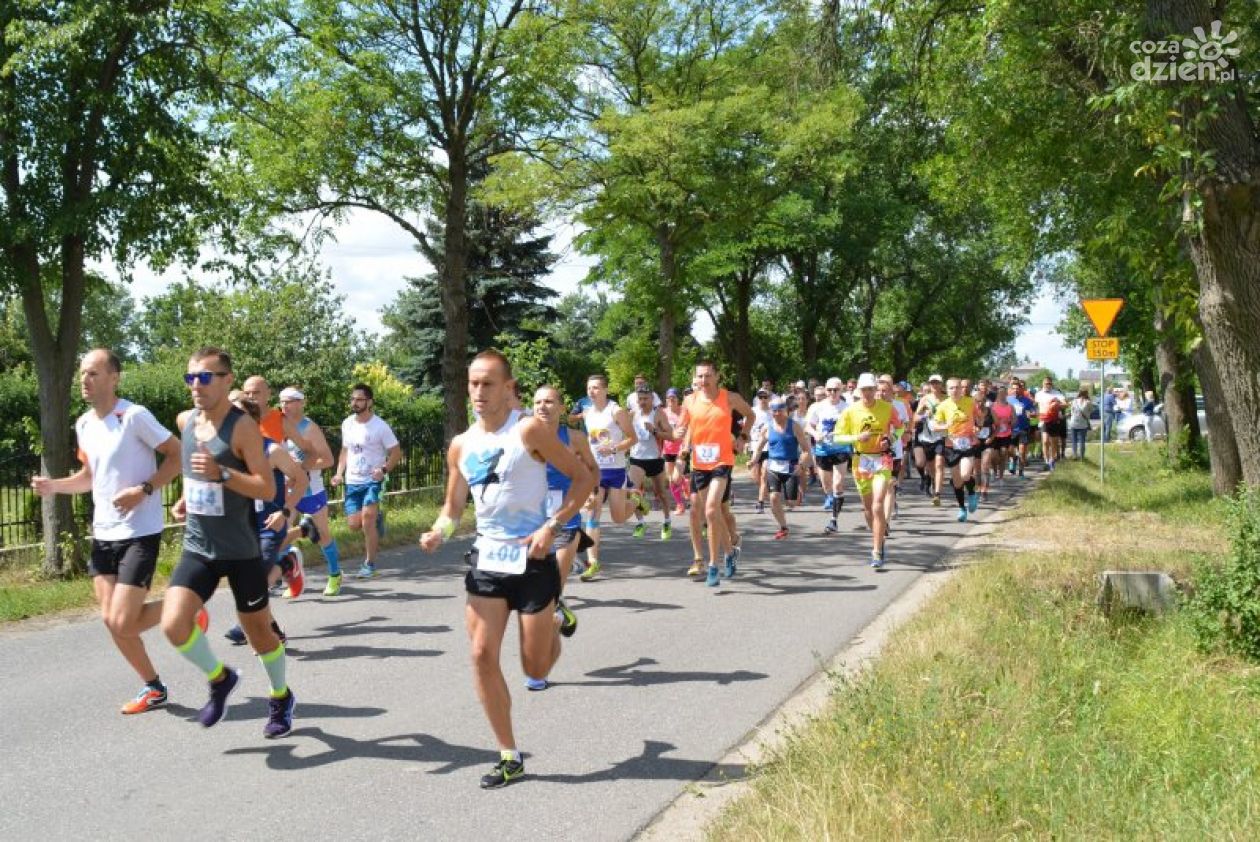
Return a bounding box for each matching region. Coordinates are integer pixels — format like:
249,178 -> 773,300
628,457 -> 666,478
465,555 -> 561,614
169,550 -> 271,614
766,469 -> 799,499
89,533 -> 162,589
690,465 -> 733,503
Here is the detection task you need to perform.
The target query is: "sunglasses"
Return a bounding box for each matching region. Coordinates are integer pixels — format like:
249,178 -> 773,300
183,371 -> 229,386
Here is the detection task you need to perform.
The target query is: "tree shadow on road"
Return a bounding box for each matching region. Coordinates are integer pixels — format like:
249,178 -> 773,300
288,644 -> 443,662
553,657 -> 766,688
729,567 -> 878,597
531,739 -> 745,785
222,726 -> 492,773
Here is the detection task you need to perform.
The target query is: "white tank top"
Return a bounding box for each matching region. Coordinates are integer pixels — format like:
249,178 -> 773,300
285,417 -> 325,497
457,410 -> 548,540
629,407 -> 661,460
584,401 -> 626,470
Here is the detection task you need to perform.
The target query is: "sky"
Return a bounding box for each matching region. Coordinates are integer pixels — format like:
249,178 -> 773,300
122,208 -> 1090,378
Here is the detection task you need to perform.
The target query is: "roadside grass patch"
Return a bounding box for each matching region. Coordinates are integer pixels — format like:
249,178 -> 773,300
709,446 -> 1260,839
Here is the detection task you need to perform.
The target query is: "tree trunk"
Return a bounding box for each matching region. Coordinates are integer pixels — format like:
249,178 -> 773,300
1192,340 -> 1242,496
732,267 -> 754,396
441,149 -> 471,445
655,226 -> 678,393
1152,301 -> 1200,461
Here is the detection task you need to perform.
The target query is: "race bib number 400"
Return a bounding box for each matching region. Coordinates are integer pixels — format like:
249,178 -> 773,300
475,535 -> 528,575
185,478 -> 225,517
694,443 -> 721,465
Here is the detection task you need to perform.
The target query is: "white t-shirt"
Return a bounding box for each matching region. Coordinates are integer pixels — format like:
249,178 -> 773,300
341,414 -> 400,485
891,399 -> 911,459
1035,389 -> 1066,421
805,399 -> 846,445
75,399 -> 173,540
629,406 -> 663,460
584,400 -> 626,470
748,407 -> 771,452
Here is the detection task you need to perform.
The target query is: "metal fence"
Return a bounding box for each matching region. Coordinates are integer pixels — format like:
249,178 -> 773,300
0,421 -> 446,550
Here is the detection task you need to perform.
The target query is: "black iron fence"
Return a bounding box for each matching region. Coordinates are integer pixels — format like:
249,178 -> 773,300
0,421 -> 446,550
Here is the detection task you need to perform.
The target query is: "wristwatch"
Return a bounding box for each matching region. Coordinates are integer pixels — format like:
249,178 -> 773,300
545,517 -> 564,533
141,481 -> 154,496
220,467 -> 232,483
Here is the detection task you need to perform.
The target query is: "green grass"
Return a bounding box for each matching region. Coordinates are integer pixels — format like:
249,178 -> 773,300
0,488 -> 457,624
709,444 -> 1260,839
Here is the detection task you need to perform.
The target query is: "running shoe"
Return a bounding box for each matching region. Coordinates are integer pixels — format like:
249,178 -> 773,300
822,493 -> 834,512
524,677 -> 549,692
956,508 -> 968,522
120,684 -> 168,715
224,624 -> 247,646
579,559 -> 601,581
967,492 -> 979,513
687,560 -> 703,577
195,607 -> 210,633
723,545 -> 740,578
480,754 -> 525,789
931,494 -> 941,507
755,500 -> 765,514
556,600 -> 578,638
632,523 -> 646,539
284,546 -> 305,598
633,492 -> 649,517
198,668 -> 240,728
356,561 -> 376,579
263,689 -> 296,739
661,522 -> 672,540
323,573 -> 342,596
774,527 -> 789,540
706,565 -> 720,587
870,550 -> 885,570
823,518 -> 838,534
298,513 -> 321,544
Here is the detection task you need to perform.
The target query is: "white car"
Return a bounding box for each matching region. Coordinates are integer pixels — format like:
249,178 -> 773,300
1116,396 -> 1207,441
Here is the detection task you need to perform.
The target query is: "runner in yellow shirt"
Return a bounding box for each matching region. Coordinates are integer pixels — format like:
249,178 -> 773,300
833,373 -> 896,568
930,377 -> 985,522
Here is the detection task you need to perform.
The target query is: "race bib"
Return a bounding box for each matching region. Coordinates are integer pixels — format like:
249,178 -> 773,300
978,427 -> 991,440
185,478 -> 225,517
856,453 -> 891,479
952,436 -> 973,451
694,443 -> 721,464
768,458 -> 794,474
475,534 -> 528,575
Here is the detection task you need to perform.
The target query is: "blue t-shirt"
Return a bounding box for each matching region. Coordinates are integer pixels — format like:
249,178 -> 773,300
1008,395 -> 1035,432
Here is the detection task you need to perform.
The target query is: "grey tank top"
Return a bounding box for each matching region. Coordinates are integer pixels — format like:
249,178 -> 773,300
181,407 -> 260,559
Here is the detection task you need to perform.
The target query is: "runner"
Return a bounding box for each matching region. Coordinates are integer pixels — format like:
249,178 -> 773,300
876,375 -> 911,522
1007,379 -> 1036,477
1037,376 -> 1067,469
578,374 -> 637,581
972,383 -> 998,501
988,384 -> 1016,496
748,389 -> 772,514
914,375 -> 946,504
332,384 -> 401,579
30,349 -> 191,714
161,346 -> 296,737
220,396 -> 308,645
805,377 -> 850,534
277,387 -> 345,595
930,377 -> 984,522
675,361 -> 755,587
626,385 -> 675,540
418,350 -> 595,789
835,373 -> 897,567
661,388 -> 688,516
749,397 -> 813,539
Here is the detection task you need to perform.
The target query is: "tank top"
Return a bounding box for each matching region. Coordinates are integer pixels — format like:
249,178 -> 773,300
686,389 -> 735,470
284,417 -> 325,496
992,402 -> 1014,437
629,407 -> 661,460
545,425 -> 580,530
255,438 -> 287,532
458,410 -> 549,541
584,400 -> 626,470
766,418 -> 800,473
661,407 -> 682,456
181,407 -> 260,560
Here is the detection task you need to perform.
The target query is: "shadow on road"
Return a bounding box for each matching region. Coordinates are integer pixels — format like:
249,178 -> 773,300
289,644 -> 443,662
223,726 -> 493,773
285,615 -> 453,643
553,657 -> 767,688
532,739 -> 745,785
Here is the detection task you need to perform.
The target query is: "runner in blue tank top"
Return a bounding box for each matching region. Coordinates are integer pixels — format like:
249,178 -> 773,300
750,398 -> 815,540
419,350 -> 595,790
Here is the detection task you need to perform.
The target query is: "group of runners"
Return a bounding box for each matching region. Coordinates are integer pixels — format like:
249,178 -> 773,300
32,345 -> 1062,790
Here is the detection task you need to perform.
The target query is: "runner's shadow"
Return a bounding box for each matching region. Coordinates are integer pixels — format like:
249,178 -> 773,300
315,590 -> 452,605
288,645 -> 443,662
563,595 -> 684,613
287,615 -> 452,642
556,657 -> 766,688
532,739 -> 745,785
166,700 -> 386,725
734,568 -> 878,597
223,726 -> 492,773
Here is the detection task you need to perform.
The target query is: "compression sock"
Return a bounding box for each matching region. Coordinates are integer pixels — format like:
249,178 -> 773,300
954,486 -> 966,508
176,626 -> 225,681
965,478 -> 976,494
146,675 -> 165,691
258,644 -> 288,698
321,541 -> 342,576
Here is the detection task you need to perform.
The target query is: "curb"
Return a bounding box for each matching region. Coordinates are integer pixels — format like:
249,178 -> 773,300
636,476 -> 1041,841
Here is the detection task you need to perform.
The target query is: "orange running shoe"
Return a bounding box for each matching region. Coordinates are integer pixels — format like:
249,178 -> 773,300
283,547 -> 305,598
120,685 -> 168,715
195,607 -> 209,633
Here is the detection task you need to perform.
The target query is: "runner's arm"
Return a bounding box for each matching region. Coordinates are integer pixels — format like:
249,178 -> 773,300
522,417 -> 596,558
31,454 -> 92,496
299,422 -> 335,472
111,435 -> 183,513
793,423 -> 815,465
332,441 -> 348,486
271,447 -> 309,512
419,437 -> 470,552
613,408 -> 636,454
226,416 -> 275,500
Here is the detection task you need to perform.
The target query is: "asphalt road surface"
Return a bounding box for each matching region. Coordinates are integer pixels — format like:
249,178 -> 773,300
0,472 -> 1032,841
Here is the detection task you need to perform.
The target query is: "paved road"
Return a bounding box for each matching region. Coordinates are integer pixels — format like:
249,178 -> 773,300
0,473 -> 1031,841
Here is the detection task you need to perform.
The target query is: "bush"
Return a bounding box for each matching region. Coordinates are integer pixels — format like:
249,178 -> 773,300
1188,487 -> 1260,660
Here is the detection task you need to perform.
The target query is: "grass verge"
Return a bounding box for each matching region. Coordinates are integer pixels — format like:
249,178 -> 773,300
709,444 -> 1260,839
0,489 -> 457,624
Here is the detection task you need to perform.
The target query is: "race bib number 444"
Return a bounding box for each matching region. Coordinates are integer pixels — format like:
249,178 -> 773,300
475,535 -> 528,575
185,478 -> 225,517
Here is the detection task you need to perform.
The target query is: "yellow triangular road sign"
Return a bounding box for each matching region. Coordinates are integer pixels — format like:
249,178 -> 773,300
1081,298 -> 1125,337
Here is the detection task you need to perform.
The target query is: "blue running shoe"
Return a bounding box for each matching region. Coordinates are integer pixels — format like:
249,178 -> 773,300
263,689 -> 296,739
723,545 -> 740,578
870,550 -> 884,569
956,508 -> 968,522
823,518 -> 838,534
706,565 -> 720,587
223,624 -> 246,646
967,492 -> 979,513
823,494 -> 834,512
198,668 -> 240,728
524,677 -> 549,692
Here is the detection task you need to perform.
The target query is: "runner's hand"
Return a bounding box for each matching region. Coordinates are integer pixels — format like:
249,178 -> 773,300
525,524 -> 553,559
264,510 -> 287,532
171,497 -> 186,522
112,486 -> 146,513
330,474 -> 343,487
418,530 -> 442,553
30,475 -> 54,497
190,443 -> 216,478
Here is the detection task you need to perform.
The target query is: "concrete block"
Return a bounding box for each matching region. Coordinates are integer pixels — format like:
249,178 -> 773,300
1097,570 -> 1179,615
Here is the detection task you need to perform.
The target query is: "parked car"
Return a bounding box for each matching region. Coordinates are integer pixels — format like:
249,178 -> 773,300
1116,396 -> 1208,441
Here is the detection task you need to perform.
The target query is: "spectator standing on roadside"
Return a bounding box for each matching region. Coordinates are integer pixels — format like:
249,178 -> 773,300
1100,387 -> 1117,444
1141,390 -> 1157,442
1068,389 -> 1093,460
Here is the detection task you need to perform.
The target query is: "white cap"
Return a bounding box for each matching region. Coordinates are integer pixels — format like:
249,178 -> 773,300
928,374 -> 943,383
279,387 -> 305,402
856,372 -> 878,390
825,376 -> 843,389
794,380 -> 806,389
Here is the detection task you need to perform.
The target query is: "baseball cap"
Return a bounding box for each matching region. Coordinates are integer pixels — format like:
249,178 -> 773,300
666,387 -> 680,398
279,387 -> 305,402
769,398 -> 787,410
896,380 -> 911,392
634,384 -> 652,395
825,376 -> 843,389
794,380 -> 806,390
928,374 -> 943,384
856,372 -> 878,390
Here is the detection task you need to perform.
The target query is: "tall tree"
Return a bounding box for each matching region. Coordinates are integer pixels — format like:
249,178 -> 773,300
0,1 -> 224,573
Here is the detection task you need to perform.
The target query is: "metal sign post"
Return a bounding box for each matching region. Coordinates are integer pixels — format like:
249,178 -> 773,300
1081,297 -> 1125,483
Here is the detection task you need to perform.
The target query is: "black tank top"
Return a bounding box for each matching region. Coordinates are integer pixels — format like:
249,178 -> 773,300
181,407 -> 260,559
